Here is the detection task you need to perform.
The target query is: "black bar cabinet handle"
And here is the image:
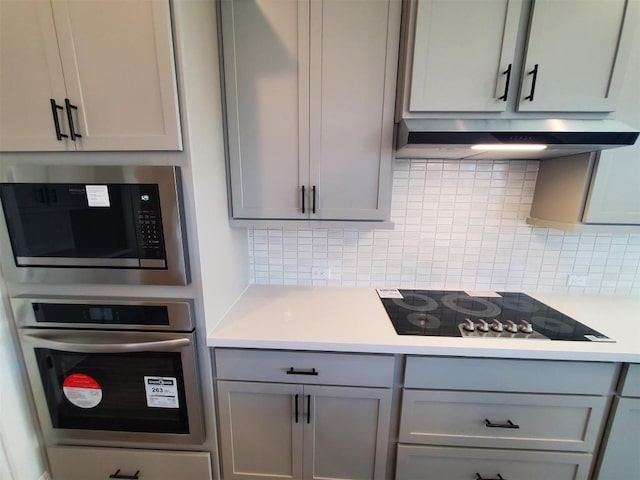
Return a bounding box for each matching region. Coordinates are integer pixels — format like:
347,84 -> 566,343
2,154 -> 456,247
525,64 -> 538,101
286,367 -> 318,376
49,99 -> 68,140
64,98 -> 82,140
295,394 -> 299,423
476,474 -> 504,480
312,185 -> 316,214
301,185 -> 306,214
484,419 -> 520,429
109,469 -> 140,480
499,64 -> 512,101
306,394 -> 311,424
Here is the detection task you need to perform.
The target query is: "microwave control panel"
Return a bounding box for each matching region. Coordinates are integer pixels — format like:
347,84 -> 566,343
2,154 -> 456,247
133,185 -> 166,262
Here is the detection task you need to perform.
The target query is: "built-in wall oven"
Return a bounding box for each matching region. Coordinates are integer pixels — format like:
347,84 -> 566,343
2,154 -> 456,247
11,297 -> 204,446
0,165 -> 190,285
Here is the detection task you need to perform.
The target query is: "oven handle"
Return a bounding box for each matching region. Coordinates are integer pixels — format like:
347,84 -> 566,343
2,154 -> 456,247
21,332 -> 191,353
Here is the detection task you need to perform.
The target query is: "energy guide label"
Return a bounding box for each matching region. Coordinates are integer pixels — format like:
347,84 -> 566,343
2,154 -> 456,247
63,373 -> 103,409
144,376 -> 179,408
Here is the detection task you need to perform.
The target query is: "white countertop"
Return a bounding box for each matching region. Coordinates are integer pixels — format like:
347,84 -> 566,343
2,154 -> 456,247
207,285 -> 640,362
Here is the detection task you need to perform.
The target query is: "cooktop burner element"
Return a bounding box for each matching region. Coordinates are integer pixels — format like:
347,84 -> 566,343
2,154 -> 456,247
378,290 -> 612,342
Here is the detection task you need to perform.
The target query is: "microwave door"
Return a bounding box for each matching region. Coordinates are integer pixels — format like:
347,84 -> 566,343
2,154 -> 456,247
2,184 -> 141,266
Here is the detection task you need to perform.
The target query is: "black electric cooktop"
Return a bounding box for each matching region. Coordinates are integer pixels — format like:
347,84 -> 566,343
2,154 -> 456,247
378,290 -> 612,342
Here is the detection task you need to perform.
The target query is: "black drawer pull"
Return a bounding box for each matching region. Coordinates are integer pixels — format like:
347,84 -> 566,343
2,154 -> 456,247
295,393 -> 299,423
286,367 -> 318,376
49,99 -> 68,140
301,185 -> 306,214
312,185 -> 316,214
524,64 -> 538,101
109,469 -> 140,479
499,64 -> 511,101
485,419 -> 519,429
476,474 -> 504,480
64,98 -> 82,140
307,394 -> 311,424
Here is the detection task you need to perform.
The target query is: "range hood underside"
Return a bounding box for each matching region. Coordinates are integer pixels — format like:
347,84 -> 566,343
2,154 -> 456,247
396,119 -> 639,160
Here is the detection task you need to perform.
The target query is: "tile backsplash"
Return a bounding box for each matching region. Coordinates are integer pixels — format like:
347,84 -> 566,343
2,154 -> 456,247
249,159 -> 640,295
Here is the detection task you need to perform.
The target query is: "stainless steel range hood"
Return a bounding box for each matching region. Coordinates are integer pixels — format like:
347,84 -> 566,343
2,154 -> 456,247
396,119 -> 639,160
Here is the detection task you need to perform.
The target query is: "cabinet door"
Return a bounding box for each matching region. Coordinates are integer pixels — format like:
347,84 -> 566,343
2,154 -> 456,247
51,0 -> 181,150
409,0 -> 521,112
221,0 -> 309,219
217,381 -> 304,480
595,397 -> 640,479
303,385 -> 391,480
518,0 -> 638,112
0,0 -> 72,151
308,0 -> 400,220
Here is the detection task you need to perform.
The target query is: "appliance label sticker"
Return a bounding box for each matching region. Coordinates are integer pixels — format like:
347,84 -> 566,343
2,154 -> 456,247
376,288 -> 403,299
464,291 -> 502,298
144,376 -> 179,409
85,185 -> 110,207
62,373 -> 103,409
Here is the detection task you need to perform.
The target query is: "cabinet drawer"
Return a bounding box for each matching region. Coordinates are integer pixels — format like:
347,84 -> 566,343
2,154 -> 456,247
48,446 -> 212,480
396,445 -> 591,480
405,356 -> 617,394
399,390 -> 606,452
215,349 -> 394,387
620,363 -> 640,397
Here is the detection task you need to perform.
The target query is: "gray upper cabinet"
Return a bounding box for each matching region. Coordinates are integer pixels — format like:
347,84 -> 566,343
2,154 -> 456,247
221,0 -> 401,221
518,0 -> 636,112
409,0 -> 522,112
0,0 -> 182,152
406,0 -> 638,113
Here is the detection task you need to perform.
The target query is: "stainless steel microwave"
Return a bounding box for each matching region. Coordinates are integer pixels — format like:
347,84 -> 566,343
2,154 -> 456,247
0,165 -> 190,285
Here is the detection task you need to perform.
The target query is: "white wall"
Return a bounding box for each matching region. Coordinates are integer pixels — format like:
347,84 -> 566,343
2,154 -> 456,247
0,280 -> 46,480
248,159 -> 640,295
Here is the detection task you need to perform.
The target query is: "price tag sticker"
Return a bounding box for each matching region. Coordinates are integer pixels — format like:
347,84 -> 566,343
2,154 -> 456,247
376,288 -> 403,299
144,376 -> 179,408
85,185 -> 110,207
63,373 -> 102,409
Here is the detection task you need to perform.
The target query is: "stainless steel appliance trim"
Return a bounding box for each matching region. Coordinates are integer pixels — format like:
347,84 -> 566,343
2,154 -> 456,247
139,259 -> 167,268
11,297 -> 194,331
17,257 -> 141,267
19,329 -> 204,445
22,331 -> 191,353
0,165 -> 190,285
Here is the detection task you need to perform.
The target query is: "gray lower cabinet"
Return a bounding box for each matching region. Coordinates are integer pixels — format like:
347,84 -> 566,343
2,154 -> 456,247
214,349 -> 394,480
47,446 -> 212,480
594,364 -> 640,479
396,356 -> 616,480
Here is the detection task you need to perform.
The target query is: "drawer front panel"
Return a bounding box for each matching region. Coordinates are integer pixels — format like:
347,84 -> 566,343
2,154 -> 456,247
399,390 -> 606,451
215,349 -> 395,387
48,446 -> 212,480
405,356 -> 617,394
620,363 -> 640,397
396,445 -> 591,480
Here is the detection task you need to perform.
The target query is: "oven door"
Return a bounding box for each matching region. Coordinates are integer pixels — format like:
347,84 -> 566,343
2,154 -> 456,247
20,329 -> 204,445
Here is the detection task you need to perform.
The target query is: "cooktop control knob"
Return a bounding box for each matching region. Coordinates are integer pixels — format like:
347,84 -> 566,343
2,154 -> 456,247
477,319 -> 489,332
462,318 -> 476,331
490,320 -> 504,332
505,320 -> 518,333
519,320 -> 533,334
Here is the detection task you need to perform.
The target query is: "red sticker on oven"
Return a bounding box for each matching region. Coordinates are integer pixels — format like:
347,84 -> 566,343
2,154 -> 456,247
62,373 -> 103,409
